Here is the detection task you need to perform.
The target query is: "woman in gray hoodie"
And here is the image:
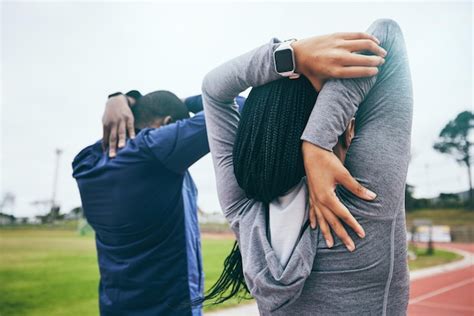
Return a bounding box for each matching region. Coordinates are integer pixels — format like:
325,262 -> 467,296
202,19 -> 412,315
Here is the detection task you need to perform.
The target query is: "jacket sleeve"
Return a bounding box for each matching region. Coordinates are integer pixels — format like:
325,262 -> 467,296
143,111 -> 209,174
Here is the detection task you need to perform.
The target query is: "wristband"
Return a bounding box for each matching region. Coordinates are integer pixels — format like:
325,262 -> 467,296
108,92 -> 123,99
108,90 -> 142,107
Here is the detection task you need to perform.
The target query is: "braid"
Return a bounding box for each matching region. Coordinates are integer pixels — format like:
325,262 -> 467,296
234,75 -> 317,203
200,76 -> 318,307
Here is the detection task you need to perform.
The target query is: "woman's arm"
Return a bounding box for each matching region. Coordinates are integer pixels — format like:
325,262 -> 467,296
202,32 -> 389,312
202,33 -> 386,223
201,39 -> 281,222
303,19 -> 413,245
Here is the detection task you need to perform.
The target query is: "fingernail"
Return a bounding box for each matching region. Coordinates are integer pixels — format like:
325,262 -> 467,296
131,135 -> 136,139
109,152 -> 116,158
366,189 -> 377,200
358,230 -> 366,238
311,223 -> 316,229
380,58 -> 385,65
326,239 -> 333,248
118,142 -> 125,148
374,37 -> 380,44
381,49 -> 387,57
346,241 -> 355,251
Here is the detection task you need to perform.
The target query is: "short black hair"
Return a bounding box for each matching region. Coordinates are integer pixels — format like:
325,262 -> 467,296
131,90 -> 190,129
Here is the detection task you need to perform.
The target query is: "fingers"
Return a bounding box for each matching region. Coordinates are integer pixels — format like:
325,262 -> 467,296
320,204 -> 355,252
127,117 -> 136,139
321,191 -> 365,239
338,32 -> 380,44
338,169 -> 377,201
342,53 -> 385,67
309,204 -> 317,229
337,66 -> 379,78
108,124 -> 118,158
315,204 -> 333,248
102,125 -> 110,152
117,121 -> 126,149
339,32 -> 381,46
345,39 -> 387,57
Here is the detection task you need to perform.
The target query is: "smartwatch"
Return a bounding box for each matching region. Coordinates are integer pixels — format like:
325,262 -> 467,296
273,39 -> 300,79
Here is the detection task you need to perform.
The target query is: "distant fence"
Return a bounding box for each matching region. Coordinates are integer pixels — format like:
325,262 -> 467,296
407,225 -> 474,243
450,226 -> 474,243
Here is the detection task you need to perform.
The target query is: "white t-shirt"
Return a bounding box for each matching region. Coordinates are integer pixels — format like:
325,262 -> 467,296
269,178 -> 309,267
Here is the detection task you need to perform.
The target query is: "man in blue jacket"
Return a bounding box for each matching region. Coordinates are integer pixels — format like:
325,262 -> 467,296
73,90 -> 244,315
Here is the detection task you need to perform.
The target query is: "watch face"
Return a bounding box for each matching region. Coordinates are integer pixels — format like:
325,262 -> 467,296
275,49 -> 294,73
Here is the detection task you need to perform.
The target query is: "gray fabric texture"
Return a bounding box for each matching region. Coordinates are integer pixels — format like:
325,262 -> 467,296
202,18 -> 413,316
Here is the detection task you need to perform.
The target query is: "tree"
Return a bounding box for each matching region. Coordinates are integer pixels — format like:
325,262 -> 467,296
0,192 -> 16,214
405,184 -> 416,212
434,111 -> 474,209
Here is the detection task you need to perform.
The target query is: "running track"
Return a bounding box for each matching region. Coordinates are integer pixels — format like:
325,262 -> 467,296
408,243 -> 474,316
207,243 -> 474,316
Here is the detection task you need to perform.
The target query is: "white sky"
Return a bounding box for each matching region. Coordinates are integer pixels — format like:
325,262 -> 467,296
1,1 -> 473,217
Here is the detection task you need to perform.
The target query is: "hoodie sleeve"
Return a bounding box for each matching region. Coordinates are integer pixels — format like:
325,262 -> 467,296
301,19 -> 413,219
201,39 -> 319,313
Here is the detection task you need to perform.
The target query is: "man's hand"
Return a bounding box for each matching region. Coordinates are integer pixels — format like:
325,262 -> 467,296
102,94 -> 136,158
303,141 -> 377,252
292,32 -> 386,91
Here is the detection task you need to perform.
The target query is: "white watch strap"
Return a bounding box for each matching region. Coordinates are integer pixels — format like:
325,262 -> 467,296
275,39 -> 300,79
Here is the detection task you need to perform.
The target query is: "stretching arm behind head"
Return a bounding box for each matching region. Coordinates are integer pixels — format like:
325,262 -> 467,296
202,31 -> 386,310
303,19 -> 413,246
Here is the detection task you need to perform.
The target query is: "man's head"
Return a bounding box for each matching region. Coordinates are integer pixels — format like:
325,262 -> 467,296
233,77 -> 355,204
132,90 -> 190,129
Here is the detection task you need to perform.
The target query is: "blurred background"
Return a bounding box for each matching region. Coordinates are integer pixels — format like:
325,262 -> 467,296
1,1 -> 473,315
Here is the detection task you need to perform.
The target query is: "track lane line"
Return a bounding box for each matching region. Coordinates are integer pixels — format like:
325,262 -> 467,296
409,278 -> 474,304
415,301 -> 474,312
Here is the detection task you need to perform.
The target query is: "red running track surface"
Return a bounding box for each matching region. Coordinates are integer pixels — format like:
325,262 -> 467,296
408,243 -> 474,316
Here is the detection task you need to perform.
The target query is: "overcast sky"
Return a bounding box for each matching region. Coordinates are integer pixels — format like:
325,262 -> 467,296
1,1 -> 472,217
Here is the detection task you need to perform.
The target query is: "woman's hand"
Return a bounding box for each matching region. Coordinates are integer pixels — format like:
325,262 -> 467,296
292,32 -> 386,91
303,141 -> 377,251
102,94 -> 136,158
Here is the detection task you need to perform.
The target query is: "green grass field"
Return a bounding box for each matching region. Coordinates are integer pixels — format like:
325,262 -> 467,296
408,246 -> 462,270
0,228 -> 245,316
0,227 -> 464,316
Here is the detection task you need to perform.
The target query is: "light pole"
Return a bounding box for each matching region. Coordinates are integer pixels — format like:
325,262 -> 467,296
51,148 -> 63,209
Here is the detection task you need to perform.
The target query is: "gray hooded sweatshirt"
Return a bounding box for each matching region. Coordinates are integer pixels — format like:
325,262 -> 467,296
202,19 -> 413,316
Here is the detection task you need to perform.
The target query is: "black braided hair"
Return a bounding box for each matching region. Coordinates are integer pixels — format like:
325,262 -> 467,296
198,76 -> 318,307
234,75 -> 318,204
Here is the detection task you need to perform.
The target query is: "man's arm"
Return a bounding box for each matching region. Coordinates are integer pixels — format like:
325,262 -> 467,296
143,95 -> 245,173
183,95 -> 204,114
102,92 -> 204,158
185,94 -> 246,114
142,111 -> 209,173
102,90 -> 142,157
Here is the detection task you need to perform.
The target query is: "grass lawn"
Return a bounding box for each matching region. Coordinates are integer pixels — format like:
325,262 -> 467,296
406,208 -> 474,227
408,245 -> 462,270
0,228 -> 245,316
0,227 -> 464,315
